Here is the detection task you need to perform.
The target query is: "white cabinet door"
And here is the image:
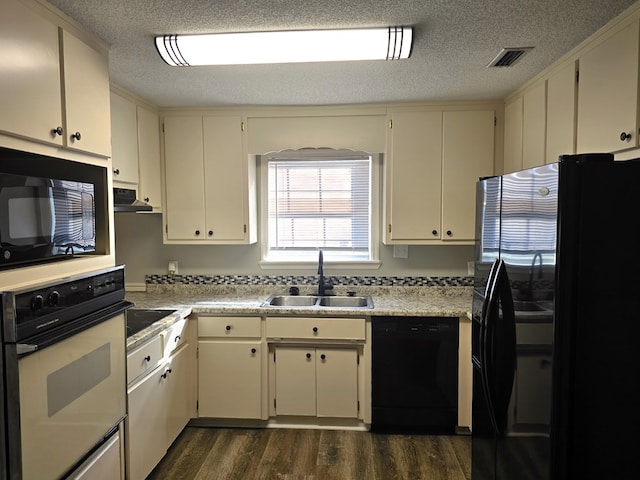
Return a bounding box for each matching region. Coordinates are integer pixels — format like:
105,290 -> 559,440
546,61 -> 577,163
110,91 -> 139,184
385,111 -> 443,243
165,344 -> 191,445
203,116 -> 248,241
316,348 -> 358,418
504,97 -> 523,173
163,116 -> 206,240
61,30 -> 111,157
441,110 -> 494,242
198,341 -> 263,419
577,20 -> 640,153
127,366 -> 168,480
137,105 -> 162,209
0,0 -> 63,146
274,346 -> 317,416
522,82 -> 547,169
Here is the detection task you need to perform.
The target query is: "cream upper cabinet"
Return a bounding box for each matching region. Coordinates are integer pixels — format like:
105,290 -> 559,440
61,30 -> 111,157
110,91 -> 139,185
0,0 -> 63,146
384,109 -> 494,244
163,116 -> 206,240
137,105 -> 162,209
441,110 -> 494,242
522,82 -> 547,169
384,111 -> 443,243
163,115 -> 256,244
546,61 -> 577,163
503,97 -> 524,173
577,20 -> 640,153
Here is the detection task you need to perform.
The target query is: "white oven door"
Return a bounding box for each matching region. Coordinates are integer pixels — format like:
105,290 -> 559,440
17,314 -> 126,480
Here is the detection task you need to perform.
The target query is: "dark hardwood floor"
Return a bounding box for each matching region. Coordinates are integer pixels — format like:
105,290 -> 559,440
148,427 -> 471,480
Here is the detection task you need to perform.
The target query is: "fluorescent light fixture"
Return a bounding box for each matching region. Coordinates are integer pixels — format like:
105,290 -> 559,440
155,27 -> 413,66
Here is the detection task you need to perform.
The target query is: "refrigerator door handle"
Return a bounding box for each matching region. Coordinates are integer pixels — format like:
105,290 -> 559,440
484,259 -> 517,436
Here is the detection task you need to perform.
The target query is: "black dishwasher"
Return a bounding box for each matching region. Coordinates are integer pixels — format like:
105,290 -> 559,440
372,316 -> 458,433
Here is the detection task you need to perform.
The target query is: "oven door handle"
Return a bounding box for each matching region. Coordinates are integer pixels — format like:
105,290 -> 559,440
17,300 -> 133,357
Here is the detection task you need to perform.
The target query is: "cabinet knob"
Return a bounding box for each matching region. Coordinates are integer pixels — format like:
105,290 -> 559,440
312,327 -> 318,333
446,230 -> 452,236
208,230 -> 214,236
161,368 -> 172,379
195,230 -> 201,236
71,131 -> 82,141
174,335 -> 181,343
144,355 -> 151,362
432,230 -> 438,236
251,348 -> 257,354
51,126 -> 63,136
144,197 -> 150,202
620,132 -> 632,141
225,325 -> 231,331
320,354 -> 326,360
113,169 -> 120,175
306,353 -> 312,359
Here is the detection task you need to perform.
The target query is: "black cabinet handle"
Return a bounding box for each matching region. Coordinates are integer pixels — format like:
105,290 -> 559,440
174,335 -> 181,343
225,325 -> 231,331
312,327 -> 318,333
320,354 -> 326,360
432,229 -> 438,236
620,132 -> 632,141
195,230 -> 201,236
306,353 -> 312,359
446,230 -> 452,236
208,230 -> 214,236
161,368 -> 172,379
113,169 -> 120,175
144,197 -> 150,202
251,348 -> 257,354
52,126 -> 63,136
71,131 -> 81,141
144,355 -> 151,362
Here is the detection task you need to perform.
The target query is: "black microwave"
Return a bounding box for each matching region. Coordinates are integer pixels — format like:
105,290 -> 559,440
0,147 -> 107,269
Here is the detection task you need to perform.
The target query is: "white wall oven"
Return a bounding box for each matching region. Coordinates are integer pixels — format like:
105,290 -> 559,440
1,265 -> 130,480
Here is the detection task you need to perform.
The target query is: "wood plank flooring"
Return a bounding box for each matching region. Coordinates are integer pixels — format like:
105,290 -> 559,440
148,427 -> 471,480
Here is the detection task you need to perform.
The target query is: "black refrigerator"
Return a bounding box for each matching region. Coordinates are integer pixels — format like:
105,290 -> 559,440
472,153 -> 640,480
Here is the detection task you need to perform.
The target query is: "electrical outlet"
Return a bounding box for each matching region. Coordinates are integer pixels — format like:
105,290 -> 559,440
393,245 -> 409,258
467,261 -> 475,276
168,260 -> 179,275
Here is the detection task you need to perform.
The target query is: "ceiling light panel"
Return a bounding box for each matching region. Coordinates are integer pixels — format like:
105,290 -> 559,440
155,27 -> 413,66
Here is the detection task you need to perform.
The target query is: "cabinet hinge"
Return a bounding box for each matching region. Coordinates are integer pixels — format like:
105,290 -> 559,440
388,119 -> 393,129
162,123 -> 165,133
494,116 -> 497,127
196,346 -> 199,359
165,224 -> 168,234
357,400 -> 360,412
244,224 -> 247,234
388,224 -> 392,233
576,70 -> 579,83
274,398 -> 277,409
196,400 -> 199,411
241,121 -> 245,132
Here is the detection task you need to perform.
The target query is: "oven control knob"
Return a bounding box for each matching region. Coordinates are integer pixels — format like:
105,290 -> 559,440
31,294 -> 44,312
47,291 -> 60,306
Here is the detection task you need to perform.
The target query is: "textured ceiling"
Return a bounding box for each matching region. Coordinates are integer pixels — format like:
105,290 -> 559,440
47,0 -> 637,108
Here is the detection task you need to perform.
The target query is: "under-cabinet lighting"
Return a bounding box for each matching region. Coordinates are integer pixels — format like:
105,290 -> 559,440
155,27 -> 413,66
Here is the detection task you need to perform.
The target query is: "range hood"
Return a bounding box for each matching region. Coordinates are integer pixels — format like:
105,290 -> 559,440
113,187 -> 153,212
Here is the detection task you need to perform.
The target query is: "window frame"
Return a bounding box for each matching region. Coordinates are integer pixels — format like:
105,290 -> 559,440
258,149 -> 381,269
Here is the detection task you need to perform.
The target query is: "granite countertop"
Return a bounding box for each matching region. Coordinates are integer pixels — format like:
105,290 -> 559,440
125,285 -> 473,350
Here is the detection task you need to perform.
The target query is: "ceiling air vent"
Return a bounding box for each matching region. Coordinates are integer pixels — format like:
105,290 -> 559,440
487,47 -> 533,67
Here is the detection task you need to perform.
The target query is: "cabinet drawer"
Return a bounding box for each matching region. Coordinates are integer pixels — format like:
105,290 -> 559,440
127,335 -> 162,384
161,318 -> 188,356
198,316 -> 261,338
266,317 -> 365,341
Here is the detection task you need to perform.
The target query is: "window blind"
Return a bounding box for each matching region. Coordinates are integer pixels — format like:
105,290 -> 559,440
266,156 -> 371,261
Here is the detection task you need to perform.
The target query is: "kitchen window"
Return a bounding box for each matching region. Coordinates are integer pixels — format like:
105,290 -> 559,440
259,149 -> 380,267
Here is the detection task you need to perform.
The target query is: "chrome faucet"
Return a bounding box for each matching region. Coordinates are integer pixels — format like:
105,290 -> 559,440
317,250 -> 333,295
527,252 -> 544,298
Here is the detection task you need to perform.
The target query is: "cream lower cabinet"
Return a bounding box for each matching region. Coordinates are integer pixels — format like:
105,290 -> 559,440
197,316 -> 266,419
126,320 -> 192,480
274,346 -> 359,418
384,109 -> 494,244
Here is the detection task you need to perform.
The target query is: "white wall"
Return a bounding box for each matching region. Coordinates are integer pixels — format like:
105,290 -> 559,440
114,213 -> 474,285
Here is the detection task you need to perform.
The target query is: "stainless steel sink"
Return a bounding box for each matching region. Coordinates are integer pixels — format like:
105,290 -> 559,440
262,294 -> 373,309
